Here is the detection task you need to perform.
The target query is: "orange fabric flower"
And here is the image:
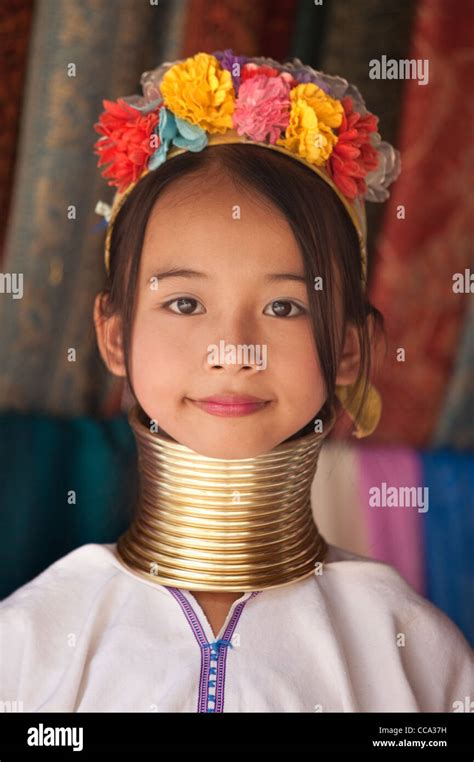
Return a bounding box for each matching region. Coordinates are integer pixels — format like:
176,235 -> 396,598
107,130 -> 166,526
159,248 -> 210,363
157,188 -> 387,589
94,99 -> 160,192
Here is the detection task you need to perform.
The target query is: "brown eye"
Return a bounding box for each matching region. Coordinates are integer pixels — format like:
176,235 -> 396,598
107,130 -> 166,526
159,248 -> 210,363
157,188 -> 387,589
264,300 -> 305,318
163,297 -> 205,315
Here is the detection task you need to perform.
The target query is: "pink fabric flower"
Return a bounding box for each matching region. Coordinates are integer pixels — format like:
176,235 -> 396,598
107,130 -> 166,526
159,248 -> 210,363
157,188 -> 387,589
233,74 -> 292,144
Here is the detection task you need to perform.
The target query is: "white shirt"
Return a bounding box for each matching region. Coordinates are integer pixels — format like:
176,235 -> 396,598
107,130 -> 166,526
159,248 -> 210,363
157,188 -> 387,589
0,542 -> 472,712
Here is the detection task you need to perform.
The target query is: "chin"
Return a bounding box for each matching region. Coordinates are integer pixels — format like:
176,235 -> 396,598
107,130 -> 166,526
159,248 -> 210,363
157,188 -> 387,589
179,435 -> 276,460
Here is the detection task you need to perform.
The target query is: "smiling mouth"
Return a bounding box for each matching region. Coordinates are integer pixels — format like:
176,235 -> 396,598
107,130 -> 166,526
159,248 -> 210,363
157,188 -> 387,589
187,398 -> 271,418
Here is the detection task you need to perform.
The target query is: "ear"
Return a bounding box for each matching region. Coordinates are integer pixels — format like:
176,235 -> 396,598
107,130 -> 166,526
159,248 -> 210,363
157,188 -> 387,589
335,321 -> 362,387
93,292 -> 127,378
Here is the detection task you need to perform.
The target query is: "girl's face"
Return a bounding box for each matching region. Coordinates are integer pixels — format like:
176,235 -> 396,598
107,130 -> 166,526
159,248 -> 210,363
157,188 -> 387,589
96,171 -> 359,459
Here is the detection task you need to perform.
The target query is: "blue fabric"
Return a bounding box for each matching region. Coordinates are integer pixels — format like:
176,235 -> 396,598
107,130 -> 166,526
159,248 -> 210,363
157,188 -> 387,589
433,298 -> 474,449
421,448 -> 474,646
0,411 -> 137,599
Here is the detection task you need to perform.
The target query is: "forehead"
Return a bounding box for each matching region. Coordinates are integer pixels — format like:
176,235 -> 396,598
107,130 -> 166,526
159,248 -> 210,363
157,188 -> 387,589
140,172 -> 302,275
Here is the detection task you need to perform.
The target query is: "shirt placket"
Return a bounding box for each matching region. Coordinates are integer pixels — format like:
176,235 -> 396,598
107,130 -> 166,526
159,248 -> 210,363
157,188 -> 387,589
167,588 -> 260,712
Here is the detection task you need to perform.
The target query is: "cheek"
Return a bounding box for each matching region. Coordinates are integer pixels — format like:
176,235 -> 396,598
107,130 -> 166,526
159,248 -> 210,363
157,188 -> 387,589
272,320 -> 320,370
130,313 -> 189,393
272,324 -> 324,400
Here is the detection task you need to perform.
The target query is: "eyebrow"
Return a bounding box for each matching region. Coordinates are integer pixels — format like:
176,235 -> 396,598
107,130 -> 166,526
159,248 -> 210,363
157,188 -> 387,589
145,268 -> 307,284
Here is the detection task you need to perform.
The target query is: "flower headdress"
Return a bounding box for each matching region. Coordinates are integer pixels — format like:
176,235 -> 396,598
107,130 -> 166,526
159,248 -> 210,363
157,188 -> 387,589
94,50 -> 401,438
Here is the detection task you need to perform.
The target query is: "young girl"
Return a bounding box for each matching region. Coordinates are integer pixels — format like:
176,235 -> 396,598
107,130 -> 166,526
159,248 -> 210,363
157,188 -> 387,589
1,51 -> 471,713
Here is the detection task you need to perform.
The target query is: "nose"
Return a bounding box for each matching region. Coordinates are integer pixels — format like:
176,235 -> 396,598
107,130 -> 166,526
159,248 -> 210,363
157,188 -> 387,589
202,310 -> 267,375
205,339 -> 266,375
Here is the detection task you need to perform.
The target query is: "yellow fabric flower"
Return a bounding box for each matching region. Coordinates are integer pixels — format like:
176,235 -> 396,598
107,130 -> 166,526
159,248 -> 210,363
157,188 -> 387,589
160,53 -> 235,133
277,83 -> 343,166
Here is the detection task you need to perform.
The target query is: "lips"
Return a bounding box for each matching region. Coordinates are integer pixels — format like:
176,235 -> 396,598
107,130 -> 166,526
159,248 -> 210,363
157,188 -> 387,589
188,395 -> 270,418
196,395 -> 267,404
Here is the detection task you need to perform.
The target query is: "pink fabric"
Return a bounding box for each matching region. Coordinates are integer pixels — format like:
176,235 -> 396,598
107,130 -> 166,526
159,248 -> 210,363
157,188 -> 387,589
356,446 -> 425,595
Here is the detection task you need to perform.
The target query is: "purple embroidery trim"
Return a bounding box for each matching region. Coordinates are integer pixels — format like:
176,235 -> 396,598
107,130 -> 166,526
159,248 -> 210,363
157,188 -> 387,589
167,587 -> 260,712
214,592 -> 260,713
167,588 -> 211,712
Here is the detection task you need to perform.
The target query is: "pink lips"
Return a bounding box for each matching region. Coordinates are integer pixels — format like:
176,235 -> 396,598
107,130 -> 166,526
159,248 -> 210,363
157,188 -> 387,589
189,395 -> 270,417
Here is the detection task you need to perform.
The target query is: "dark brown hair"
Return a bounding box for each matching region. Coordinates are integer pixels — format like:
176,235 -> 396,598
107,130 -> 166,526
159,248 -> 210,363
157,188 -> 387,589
96,143 -> 385,440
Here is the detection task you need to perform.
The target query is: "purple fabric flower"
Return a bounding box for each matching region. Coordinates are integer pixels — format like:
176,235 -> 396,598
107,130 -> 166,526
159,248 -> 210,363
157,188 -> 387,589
213,48 -> 248,93
280,59 -> 367,113
289,68 -> 331,92
364,138 -> 402,202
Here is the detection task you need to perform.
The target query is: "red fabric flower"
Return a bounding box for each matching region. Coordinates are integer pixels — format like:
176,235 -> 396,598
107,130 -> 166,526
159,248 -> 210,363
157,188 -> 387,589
94,99 -> 161,193
241,63 -> 299,89
329,96 -> 379,199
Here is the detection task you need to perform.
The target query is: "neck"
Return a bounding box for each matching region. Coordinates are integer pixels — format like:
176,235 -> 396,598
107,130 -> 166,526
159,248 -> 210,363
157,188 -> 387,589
116,404 -> 336,592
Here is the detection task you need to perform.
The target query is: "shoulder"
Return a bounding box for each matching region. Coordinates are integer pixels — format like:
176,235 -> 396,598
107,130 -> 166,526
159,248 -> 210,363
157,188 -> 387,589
0,543 -> 123,645
322,543 -> 470,642
324,543 -> 436,611
0,543 -> 126,709
320,544 -> 473,706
